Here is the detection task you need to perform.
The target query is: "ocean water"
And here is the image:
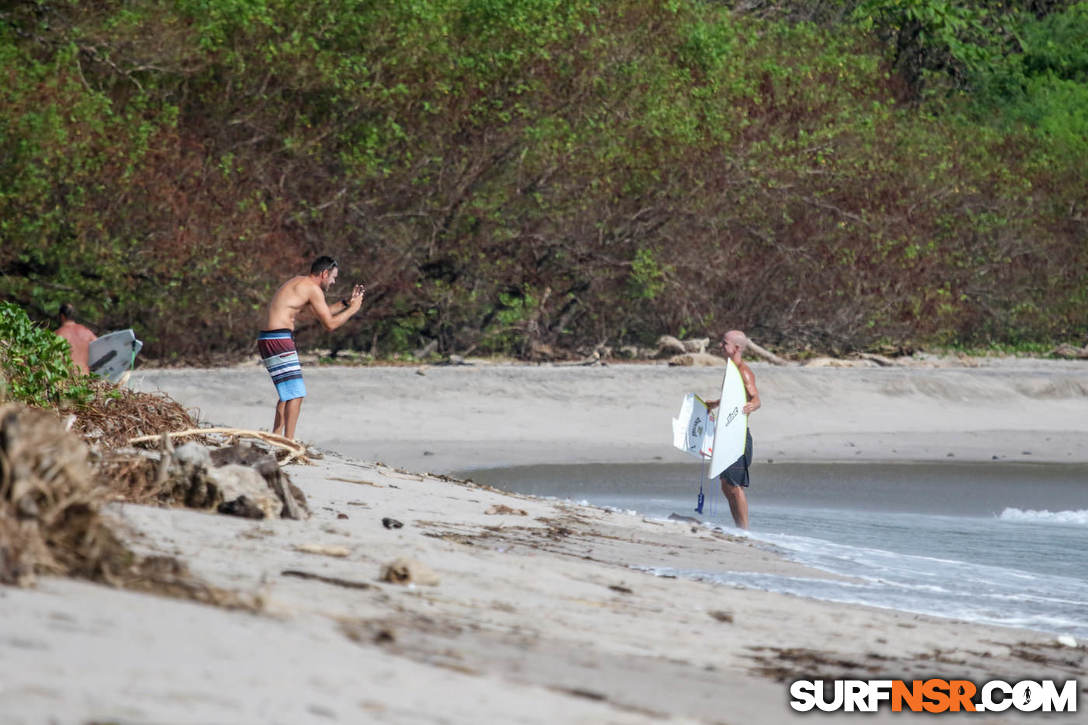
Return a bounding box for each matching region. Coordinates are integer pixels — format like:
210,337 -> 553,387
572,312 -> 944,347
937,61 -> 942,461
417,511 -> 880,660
461,462 -> 1088,639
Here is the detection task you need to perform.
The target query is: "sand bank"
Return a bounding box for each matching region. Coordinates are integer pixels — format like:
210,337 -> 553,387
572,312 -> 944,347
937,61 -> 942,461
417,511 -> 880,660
131,358 -> 1088,472
2,360 -> 1085,723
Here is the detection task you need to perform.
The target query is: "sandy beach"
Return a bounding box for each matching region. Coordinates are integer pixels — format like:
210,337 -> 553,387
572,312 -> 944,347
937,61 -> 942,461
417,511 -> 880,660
134,357 -> 1088,472
2,359 -> 1086,723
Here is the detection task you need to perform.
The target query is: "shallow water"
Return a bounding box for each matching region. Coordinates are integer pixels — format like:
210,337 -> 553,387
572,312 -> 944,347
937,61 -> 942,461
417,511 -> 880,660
460,462 -> 1088,638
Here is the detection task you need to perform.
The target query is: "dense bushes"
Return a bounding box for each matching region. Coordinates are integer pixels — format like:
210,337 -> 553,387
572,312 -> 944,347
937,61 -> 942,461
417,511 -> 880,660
1,0 -> 1085,359
0,302 -> 95,407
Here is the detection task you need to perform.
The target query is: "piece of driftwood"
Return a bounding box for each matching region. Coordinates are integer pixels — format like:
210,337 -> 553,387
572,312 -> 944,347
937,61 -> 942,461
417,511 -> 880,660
1052,343 -> 1088,359
281,570 -> 372,590
555,350 -> 602,366
668,352 -> 724,367
858,352 -> 905,367
127,428 -> 308,463
746,341 -> 790,366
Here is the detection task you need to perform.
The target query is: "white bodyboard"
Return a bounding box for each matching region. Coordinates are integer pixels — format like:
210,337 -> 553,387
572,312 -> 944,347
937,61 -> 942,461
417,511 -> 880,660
671,393 -> 714,459
88,329 -> 143,383
708,359 -> 748,479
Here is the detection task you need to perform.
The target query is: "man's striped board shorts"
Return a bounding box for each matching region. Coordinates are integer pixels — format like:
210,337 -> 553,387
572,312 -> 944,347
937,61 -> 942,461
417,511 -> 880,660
257,329 -> 306,401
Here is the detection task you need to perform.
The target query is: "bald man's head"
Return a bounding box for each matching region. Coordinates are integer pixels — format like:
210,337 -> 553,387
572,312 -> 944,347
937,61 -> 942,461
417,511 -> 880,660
717,330 -> 749,360
724,330 -> 748,349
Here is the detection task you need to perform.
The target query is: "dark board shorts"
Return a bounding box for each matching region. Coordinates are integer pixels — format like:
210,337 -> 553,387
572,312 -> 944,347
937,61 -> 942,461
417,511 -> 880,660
719,429 -> 753,488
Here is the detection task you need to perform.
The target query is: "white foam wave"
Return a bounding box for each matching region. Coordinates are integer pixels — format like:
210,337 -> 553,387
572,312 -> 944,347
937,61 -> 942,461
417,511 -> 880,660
640,567 -> 1088,638
999,508 -> 1088,526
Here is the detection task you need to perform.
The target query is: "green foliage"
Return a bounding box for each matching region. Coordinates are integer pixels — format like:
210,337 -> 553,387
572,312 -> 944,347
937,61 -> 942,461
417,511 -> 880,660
851,0 -> 1000,97
0,0 -> 1085,359
970,3 -> 1088,159
0,303 -> 96,408
1021,3 -> 1088,79
629,249 -> 669,301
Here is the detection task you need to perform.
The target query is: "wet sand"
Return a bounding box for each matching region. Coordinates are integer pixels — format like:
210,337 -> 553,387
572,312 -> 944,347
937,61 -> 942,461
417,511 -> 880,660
464,460 -> 1088,517
2,359 -> 1086,723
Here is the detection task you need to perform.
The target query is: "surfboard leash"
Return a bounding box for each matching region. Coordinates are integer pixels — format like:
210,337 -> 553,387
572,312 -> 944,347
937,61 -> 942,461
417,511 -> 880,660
695,454 -> 709,514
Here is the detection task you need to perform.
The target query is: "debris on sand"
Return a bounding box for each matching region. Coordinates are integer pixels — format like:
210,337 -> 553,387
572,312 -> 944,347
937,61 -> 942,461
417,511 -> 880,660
129,427 -> 310,465
485,504 -> 528,516
1,404 -> 99,585
0,404 -> 256,610
380,557 -> 439,586
71,383 -> 311,519
73,383 -> 198,450
281,569 -> 372,590
2,378 -> 308,613
295,543 -> 351,558
96,440 -> 310,520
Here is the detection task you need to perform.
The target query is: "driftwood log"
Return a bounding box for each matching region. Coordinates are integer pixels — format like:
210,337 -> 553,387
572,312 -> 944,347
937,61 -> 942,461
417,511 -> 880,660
746,341 -> 790,365
1052,344 -> 1088,359
127,428 -> 309,464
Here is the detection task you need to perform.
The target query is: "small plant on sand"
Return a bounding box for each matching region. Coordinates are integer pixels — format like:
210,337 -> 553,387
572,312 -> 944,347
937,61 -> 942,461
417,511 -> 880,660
0,302 -> 96,408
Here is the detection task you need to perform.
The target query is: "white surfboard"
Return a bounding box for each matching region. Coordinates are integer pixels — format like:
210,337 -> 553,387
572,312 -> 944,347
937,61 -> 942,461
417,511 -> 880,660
671,393 -> 715,459
708,358 -> 748,479
88,329 -> 143,383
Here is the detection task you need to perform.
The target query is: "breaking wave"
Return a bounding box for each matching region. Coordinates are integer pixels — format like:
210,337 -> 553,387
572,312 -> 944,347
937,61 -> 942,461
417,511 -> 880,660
999,508 -> 1088,526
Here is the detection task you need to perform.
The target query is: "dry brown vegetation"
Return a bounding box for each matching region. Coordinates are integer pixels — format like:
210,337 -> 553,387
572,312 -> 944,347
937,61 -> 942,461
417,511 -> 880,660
0,365 -> 311,609
0,403 -> 256,608
73,382 -> 200,449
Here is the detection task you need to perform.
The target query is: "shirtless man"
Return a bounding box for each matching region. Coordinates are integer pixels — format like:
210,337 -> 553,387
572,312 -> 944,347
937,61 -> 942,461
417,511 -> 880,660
55,303 -> 98,374
705,330 -> 762,529
259,256 -> 365,439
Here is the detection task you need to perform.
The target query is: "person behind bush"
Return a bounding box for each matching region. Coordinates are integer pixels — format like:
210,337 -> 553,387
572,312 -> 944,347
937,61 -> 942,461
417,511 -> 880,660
55,303 -> 98,374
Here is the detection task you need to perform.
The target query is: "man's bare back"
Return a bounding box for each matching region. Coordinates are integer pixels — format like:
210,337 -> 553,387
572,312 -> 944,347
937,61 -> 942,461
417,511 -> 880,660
55,305 -> 97,374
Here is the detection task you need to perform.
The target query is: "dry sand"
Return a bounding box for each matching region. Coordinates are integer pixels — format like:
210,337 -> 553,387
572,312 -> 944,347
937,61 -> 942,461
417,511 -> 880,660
2,359 -> 1086,724
137,357 -> 1088,472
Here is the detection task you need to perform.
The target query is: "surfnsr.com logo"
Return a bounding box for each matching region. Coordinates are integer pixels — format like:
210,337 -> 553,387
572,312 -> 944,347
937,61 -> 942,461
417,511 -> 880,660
789,679 -> 1078,713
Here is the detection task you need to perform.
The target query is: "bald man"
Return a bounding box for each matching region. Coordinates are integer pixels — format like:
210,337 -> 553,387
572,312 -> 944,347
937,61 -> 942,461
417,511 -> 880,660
705,330 -> 761,529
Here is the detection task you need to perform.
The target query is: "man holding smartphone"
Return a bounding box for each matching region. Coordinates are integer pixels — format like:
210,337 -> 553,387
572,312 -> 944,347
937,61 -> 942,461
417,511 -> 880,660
259,255 -> 365,439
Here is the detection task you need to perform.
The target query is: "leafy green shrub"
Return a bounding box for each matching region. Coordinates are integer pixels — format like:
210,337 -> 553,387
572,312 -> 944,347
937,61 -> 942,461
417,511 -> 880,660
852,0 -> 999,97
971,3 -> 1088,160
0,302 -> 95,408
